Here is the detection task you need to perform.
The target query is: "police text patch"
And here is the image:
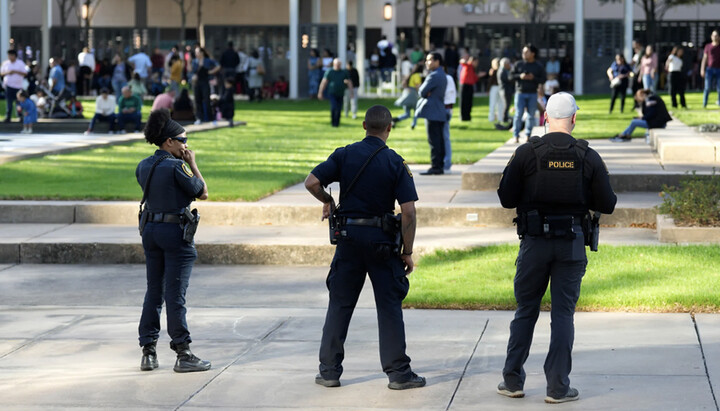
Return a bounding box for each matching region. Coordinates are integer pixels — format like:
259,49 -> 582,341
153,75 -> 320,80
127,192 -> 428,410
403,161 -> 413,178
545,160 -> 576,169
182,163 -> 194,177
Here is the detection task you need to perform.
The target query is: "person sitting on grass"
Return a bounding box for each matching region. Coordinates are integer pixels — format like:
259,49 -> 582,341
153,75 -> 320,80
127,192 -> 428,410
66,95 -> 84,118
86,87 -> 116,135
171,88 -> 195,122
117,86 -> 143,134
16,90 -> 37,134
151,88 -> 176,112
30,89 -> 47,118
128,73 -> 148,99
610,89 -> 671,143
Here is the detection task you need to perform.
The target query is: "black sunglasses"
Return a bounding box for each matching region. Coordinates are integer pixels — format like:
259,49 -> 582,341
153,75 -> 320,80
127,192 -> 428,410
172,136 -> 188,144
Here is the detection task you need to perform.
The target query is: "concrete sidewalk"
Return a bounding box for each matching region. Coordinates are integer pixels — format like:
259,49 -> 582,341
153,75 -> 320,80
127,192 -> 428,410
0,263 -> 717,410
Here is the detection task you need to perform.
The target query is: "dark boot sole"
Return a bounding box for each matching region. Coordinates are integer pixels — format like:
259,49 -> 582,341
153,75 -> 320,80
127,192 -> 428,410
173,365 -> 211,373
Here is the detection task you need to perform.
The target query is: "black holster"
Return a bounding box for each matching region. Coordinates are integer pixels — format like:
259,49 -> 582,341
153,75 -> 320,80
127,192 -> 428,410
138,205 -> 149,236
515,210 -> 575,240
583,212 -> 601,252
381,213 -> 403,256
182,208 -> 200,244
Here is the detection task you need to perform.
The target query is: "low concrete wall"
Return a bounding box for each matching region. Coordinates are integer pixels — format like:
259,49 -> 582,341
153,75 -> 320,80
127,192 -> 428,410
657,214 -> 720,243
650,126 -> 720,164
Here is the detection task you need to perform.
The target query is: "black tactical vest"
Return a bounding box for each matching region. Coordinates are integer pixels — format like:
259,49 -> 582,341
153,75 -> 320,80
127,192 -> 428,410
528,136 -> 589,206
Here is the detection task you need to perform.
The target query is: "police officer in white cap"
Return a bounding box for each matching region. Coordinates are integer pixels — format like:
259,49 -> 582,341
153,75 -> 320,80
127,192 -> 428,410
496,92 -> 617,404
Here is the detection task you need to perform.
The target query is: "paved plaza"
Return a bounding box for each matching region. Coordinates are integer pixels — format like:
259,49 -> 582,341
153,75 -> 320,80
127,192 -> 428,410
1,263 -> 719,410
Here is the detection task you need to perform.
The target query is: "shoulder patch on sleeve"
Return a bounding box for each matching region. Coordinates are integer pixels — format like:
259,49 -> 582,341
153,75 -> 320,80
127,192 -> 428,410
506,152 -> 516,167
181,163 -> 194,177
403,161 -> 413,178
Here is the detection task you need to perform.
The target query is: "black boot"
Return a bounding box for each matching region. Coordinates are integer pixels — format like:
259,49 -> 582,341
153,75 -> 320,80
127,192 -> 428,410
172,342 -> 211,373
140,341 -> 158,371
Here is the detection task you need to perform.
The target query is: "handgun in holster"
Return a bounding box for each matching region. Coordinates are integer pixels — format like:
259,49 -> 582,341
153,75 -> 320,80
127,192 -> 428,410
381,213 -> 403,256
138,205 -> 149,236
182,207 -> 200,244
583,212 -> 601,252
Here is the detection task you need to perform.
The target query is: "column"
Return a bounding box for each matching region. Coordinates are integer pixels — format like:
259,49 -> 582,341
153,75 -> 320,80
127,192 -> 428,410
356,0 -> 365,96
338,0 -> 347,64
624,0 -> 633,61
380,0 -> 397,46
290,0 -> 299,99
573,0 -> 583,95
312,0 -> 321,23
42,0 -> 52,76
0,0 -> 9,61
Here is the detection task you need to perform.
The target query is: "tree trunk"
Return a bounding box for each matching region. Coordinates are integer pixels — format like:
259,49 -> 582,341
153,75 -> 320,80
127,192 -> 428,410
647,0 -> 657,49
529,0 -> 538,44
84,0 -> 91,48
412,0 -> 420,48
423,0 -> 431,51
197,0 -> 205,48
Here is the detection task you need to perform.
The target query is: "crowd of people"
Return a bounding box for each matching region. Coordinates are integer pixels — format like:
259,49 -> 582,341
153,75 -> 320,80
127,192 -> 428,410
0,41 -> 299,134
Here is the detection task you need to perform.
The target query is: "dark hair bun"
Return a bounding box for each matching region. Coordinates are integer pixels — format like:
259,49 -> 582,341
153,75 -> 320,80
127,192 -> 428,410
144,109 -> 171,146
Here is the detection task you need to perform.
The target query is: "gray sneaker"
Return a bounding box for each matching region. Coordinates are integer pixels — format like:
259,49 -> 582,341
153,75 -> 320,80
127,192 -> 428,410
315,373 -> 340,387
545,387 -> 579,404
497,381 -> 525,398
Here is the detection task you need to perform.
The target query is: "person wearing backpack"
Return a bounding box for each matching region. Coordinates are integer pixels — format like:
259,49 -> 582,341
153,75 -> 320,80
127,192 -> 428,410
496,92 -> 617,404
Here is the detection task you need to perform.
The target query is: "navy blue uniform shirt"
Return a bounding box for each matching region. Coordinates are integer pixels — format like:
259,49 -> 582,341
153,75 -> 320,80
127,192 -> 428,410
497,132 -> 617,215
312,136 -> 418,218
136,149 -> 205,214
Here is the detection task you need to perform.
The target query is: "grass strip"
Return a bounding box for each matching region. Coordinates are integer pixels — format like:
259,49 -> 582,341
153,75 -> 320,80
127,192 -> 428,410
406,244 -> 720,313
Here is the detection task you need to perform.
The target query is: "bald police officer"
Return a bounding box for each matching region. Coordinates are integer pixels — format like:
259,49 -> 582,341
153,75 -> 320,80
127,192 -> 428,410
305,105 -> 426,390
496,92 -> 617,403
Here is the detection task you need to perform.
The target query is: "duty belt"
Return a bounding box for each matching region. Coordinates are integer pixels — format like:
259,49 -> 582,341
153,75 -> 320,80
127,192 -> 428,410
343,217 -> 383,228
148,213 -> 183,223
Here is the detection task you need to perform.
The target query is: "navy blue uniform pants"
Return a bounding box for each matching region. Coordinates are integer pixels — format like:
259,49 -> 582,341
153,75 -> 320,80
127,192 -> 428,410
138,222 -> 197,347
502,228 -> 587,398
319,227 -> 413,383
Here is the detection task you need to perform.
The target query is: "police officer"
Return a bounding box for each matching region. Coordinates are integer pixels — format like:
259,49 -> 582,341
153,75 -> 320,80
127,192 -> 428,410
304,105 -> 426,390
496,92 -> 617,403
136,108 -> 211,373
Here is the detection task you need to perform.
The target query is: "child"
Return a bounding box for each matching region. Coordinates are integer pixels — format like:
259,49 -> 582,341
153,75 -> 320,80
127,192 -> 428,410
30,90 -> 47,118
66,96 -> 84,118
273,76 -> 289,98
16,90 -> 38,134
262,81 -> 274,100
66,61 -> 78,96
219,78 -> 236,127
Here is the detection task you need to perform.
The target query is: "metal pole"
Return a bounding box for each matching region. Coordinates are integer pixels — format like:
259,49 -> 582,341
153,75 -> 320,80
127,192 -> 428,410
0,0 -> 10,61
42,0 -> 52,76
624,0 -> 633,61
289,0 -> 299,99
573,0 -> 583,95
338,0 -> 347,64
356,0 -> 365,97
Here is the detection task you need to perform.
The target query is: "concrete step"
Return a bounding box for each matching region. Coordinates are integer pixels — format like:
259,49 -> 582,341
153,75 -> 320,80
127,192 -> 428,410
0,224 -> 659,265
0,191 -> 661,228
462,136 -> 719,192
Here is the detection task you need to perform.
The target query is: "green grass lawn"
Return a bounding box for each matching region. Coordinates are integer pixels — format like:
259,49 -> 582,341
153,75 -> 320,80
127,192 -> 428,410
0,92 -> 716,201
407,244 -> 720,312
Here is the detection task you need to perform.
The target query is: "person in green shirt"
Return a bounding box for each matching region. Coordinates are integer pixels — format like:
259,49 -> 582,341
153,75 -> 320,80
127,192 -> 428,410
410,45 -> 425,65
117,86 -> 143,133
318,58 -> 354,127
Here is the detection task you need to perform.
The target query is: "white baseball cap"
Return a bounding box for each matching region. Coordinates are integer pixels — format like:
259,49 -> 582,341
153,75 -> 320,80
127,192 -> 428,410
545,92 -> 579,119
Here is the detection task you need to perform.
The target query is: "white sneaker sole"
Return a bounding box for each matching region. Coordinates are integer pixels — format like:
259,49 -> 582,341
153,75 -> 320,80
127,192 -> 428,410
545,394 -> 579,404
497,388 -> 525,398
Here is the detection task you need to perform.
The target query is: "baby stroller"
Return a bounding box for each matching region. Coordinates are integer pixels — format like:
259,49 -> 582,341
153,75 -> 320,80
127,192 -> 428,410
38,83 -> 72,118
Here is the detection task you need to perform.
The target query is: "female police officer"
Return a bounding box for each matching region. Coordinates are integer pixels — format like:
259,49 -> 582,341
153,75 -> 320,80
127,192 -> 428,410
135,108 -> 210,373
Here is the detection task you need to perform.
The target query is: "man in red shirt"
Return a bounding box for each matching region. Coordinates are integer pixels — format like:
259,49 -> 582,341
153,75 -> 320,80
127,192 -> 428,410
701,30 -> 720,108
459,56 -> 479,121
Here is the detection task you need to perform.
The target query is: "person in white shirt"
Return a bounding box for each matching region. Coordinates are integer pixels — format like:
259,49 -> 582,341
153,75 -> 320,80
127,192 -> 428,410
86,88 -> 117,134
1,49 -> 28,122
665,46 -> 687,109
443,70 -> 457,171
78,47 -> 96,96
128,48 -> 153,80
30,90 -> 48,118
